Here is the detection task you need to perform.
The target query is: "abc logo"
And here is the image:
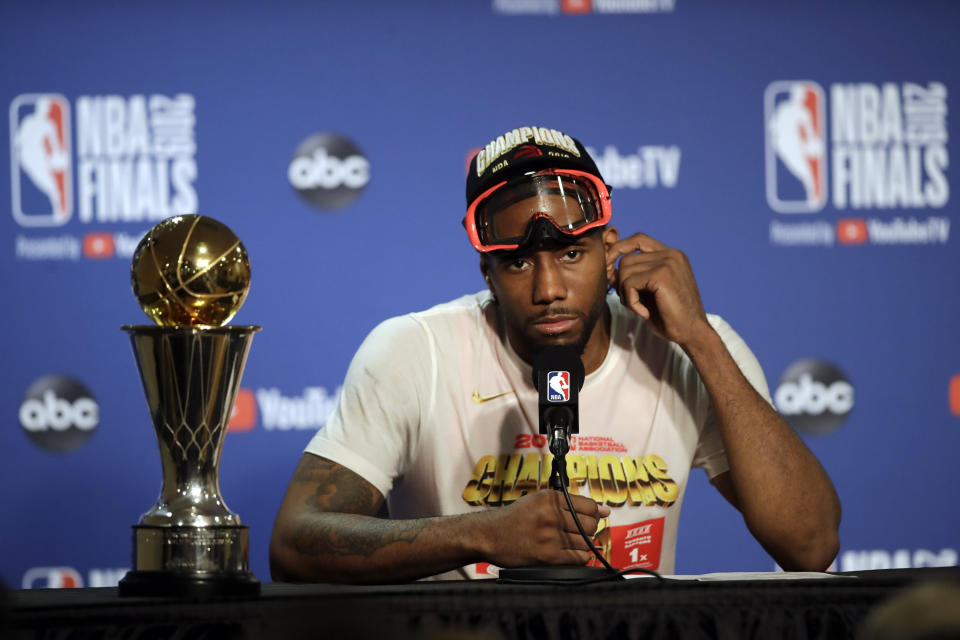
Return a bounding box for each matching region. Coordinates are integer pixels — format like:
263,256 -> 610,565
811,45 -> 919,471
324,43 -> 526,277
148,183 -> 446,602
288,133 -> 369,210
774,359 -> 854,435
19,376 -> 99,452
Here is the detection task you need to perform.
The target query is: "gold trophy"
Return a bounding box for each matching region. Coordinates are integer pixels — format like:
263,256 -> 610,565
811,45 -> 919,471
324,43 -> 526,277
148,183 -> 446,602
118,214 -> 260,597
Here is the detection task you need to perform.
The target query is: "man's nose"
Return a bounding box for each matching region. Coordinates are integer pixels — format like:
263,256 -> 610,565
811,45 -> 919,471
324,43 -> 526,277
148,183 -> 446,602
532,258 -> 566,305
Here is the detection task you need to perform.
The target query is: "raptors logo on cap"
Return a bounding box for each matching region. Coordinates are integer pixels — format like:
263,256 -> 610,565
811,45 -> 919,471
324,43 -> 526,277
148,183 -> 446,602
10,94 -> 73,226
765,81 -> 827,214
512,144 -> 544,161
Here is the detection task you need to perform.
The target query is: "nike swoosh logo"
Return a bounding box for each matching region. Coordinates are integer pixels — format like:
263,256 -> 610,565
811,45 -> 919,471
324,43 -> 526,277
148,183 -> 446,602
471,389 -> 514,404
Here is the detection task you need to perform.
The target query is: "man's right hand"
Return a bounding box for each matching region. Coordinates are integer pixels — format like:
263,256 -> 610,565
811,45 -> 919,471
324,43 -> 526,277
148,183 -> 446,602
476,490 -> 610,568
270,453 -> 611,583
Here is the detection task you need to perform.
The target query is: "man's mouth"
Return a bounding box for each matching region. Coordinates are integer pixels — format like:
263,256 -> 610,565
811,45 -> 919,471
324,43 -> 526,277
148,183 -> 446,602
531,315 -> 578,335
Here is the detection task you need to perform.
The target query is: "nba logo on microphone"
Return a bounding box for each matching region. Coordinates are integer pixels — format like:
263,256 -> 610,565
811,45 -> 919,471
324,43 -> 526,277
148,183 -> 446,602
765,81 -> 827,214
547,371 -> 570,402
9,94 -> 73,227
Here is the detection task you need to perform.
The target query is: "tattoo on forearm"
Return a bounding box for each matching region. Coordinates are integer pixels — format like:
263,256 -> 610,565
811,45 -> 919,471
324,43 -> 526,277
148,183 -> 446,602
287,456 -> 426,559
290,514 -> 428,559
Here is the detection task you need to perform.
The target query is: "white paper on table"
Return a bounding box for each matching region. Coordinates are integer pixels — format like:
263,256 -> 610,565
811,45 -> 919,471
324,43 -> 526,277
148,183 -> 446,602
623,571 -> 855,581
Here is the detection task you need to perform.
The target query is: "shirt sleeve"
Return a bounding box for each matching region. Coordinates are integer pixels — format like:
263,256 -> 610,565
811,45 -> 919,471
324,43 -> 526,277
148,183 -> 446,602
304,314 -> 434,497
691,314 -> 773,479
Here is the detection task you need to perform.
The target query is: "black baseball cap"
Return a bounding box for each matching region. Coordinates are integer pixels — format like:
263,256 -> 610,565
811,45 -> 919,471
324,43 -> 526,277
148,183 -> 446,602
465,126 -> 607,207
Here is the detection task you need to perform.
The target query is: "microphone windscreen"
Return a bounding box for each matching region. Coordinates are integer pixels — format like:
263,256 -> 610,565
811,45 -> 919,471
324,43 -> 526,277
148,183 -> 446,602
532,345 -> 585,391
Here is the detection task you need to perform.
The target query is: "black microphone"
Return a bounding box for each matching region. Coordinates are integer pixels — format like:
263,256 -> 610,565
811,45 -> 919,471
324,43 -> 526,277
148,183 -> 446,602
498,345 -> 617,581
532,345 -> 585,436
533,346 -> 584,493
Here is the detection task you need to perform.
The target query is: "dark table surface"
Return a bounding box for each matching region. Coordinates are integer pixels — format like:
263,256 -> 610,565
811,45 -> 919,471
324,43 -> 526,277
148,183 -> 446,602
4,567 -> 959,639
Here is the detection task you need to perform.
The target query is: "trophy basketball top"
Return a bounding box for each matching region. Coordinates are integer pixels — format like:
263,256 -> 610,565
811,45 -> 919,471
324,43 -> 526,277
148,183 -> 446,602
130,215 -> 251,327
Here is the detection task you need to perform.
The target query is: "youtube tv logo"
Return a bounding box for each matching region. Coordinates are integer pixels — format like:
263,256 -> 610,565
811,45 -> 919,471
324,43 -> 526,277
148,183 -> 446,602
836,219 -> 868,245
83,232 -> 115,258
228,388 -> 257,432
950,374 -> 960,417
562,0 -> 592,13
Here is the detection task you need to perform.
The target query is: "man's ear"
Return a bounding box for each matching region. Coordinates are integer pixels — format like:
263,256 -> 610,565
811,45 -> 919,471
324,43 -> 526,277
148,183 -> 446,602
602,226 -> 620,255
603,227 -> 620,285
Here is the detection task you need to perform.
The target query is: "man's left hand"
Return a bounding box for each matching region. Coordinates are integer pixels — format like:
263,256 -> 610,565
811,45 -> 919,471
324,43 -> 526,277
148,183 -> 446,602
606,232 -> 712,348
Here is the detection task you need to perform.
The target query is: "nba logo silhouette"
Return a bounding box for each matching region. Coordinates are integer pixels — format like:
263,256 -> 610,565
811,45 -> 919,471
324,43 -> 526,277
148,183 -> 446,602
9,94 -> 73,226
765,81 -> 827,213
547,371 -> 570,402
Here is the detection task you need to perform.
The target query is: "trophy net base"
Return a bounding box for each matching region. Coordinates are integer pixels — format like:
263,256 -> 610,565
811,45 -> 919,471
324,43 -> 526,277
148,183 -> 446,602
119,524 -> 259,598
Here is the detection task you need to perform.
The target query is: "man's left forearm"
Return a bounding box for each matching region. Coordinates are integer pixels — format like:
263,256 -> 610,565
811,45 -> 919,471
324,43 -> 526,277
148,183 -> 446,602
683,323 -> 842,571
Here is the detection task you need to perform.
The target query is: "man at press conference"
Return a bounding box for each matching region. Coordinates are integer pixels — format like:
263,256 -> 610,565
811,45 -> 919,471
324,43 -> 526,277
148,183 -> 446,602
269,126 -> 841,583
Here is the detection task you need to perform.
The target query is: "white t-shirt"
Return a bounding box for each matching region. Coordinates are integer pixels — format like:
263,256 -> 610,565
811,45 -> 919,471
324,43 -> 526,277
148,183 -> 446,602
306,291 -> 771,579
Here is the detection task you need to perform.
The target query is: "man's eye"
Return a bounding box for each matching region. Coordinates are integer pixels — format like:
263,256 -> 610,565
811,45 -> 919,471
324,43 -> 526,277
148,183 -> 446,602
563,249 -> 582,260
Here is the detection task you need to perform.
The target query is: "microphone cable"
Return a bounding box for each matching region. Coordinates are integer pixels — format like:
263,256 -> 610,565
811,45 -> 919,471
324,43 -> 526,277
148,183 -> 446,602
557,455 -> 665,584
494,456 -> 668,585
558,470 -> 620,575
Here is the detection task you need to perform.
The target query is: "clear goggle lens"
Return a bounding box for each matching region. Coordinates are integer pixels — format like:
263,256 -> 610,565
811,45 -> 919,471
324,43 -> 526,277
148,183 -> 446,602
465,170 -> 611,252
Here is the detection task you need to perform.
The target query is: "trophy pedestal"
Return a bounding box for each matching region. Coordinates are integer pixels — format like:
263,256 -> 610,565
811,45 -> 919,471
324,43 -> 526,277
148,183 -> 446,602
118,572 -> 259,598
120,326 -> 261,599
119,525 -> 259,598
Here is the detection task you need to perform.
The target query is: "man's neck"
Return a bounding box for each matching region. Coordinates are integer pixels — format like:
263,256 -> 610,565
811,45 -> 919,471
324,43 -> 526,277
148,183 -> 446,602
502,304 -> 612,377
580,304 -> 612,375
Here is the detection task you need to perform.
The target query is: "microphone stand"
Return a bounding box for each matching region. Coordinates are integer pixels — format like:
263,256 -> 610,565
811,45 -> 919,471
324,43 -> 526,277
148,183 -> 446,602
548,418 -> 571,491
497,346 -> 616,583
498,412 -> 614,582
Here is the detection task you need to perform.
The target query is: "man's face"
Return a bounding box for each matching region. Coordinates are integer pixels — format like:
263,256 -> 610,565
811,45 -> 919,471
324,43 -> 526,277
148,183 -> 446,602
482,223 -> 615,366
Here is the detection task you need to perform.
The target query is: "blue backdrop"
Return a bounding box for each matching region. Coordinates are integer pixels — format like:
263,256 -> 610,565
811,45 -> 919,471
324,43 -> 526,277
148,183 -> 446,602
2,0 -> 958,589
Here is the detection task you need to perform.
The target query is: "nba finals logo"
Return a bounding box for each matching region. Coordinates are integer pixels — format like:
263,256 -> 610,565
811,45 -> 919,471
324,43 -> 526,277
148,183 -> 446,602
765,81 -> 827,213
9,94 -> 72,226
547,371 -> 570,402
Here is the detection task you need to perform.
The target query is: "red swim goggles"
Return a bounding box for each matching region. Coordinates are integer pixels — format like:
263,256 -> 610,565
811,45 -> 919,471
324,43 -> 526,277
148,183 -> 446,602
463,169 -> 612,253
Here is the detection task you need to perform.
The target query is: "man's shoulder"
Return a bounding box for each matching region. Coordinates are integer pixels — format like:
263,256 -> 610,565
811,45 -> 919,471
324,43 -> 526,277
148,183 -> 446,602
409,290 -> 493,322
365,290 -> 493,345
